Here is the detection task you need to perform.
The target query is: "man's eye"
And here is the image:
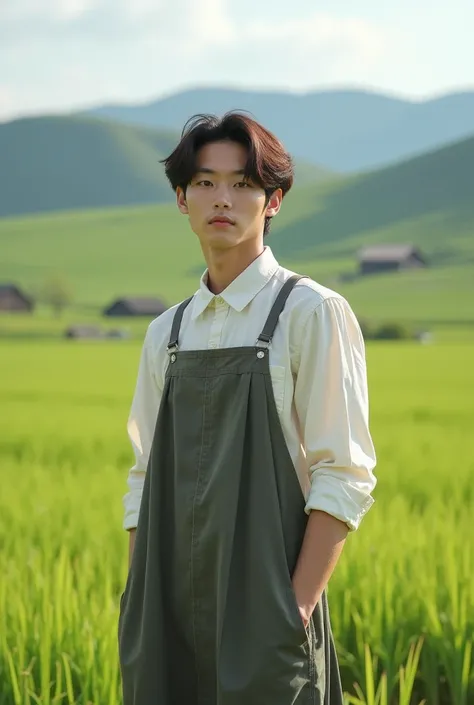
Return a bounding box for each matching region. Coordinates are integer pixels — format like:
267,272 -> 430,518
197,180 -> 213,187
236,181 -> 250,188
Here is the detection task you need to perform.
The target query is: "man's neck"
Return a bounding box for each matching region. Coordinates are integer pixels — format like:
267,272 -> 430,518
204,241 -> 264,295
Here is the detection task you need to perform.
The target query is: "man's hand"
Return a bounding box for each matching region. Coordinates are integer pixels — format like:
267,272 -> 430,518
298,605 -> 311,629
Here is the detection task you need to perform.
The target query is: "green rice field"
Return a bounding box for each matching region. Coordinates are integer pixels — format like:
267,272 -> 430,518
0,338 -> 472,704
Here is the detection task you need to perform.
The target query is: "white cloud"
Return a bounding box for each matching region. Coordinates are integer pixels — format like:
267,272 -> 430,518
248,13 -> 382,52
185,0 -> 236,47
0,0 -> 392,119
168,5 -> 387,86
0,0 -> 385,52
55,0 -> 97,22
0,0 -> 95,24
0,87 -> 16,121
0,0 -> 163,38
167,4 -> 386,74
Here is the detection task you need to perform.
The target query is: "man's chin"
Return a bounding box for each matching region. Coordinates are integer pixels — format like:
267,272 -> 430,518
201,229 -> 243,249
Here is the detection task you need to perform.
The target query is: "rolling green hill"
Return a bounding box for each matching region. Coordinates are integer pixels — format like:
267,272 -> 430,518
0,134 -> 473,332
271,134 -> 474,265
0,115 -> 329,219
0,116 -> 180,218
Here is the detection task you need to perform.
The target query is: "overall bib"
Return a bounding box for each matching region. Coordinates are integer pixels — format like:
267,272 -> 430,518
119,275 -> 344,705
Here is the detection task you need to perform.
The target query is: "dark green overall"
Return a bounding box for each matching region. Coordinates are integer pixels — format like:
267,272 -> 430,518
118,275 -> 344,704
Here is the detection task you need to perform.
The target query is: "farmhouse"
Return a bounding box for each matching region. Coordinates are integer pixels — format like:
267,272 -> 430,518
64,325 -> 104,340
0,283 -> 34,312
358,245 -> 426,276
103,297 -> 167,318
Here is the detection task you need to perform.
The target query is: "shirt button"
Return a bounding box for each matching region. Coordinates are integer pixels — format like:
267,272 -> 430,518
216,296 -> 224,305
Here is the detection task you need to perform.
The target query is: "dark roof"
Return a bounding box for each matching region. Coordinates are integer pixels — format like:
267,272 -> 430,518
0,283 -> 33,301
106,297 -> 167,315
0,283 -> 23,294
358,245 -> 421,263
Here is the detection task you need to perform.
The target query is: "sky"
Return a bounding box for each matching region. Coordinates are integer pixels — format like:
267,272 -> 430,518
0,0 -> 473,122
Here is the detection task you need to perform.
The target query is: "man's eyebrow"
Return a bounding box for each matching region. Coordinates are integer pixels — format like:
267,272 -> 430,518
194,168 -> 246,176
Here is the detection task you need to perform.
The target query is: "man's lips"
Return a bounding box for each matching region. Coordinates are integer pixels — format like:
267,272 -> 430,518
209,216 -> 235,225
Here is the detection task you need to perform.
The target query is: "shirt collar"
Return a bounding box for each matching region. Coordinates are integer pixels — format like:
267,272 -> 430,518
190,246 -> 280,320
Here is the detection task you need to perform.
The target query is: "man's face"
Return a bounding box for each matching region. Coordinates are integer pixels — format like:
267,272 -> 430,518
176,140 -> 282,252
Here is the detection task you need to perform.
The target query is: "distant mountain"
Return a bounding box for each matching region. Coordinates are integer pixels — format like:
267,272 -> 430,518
86,87 -> 474,172
0,115 -> 329,219
0,116 -> 178,218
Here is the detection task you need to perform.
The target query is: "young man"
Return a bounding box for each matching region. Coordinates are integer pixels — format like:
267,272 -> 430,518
118,112 -> 377,705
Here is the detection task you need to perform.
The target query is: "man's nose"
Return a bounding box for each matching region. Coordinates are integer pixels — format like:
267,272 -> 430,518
213,184 -> 232,208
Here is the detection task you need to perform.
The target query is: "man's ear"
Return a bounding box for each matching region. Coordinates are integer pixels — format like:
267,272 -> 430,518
265,188 -> 283,218
176,187 -> 189,215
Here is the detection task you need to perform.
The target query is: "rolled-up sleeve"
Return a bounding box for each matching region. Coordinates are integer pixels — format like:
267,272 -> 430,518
294,296 -> 377,531
123,330 -> 162,531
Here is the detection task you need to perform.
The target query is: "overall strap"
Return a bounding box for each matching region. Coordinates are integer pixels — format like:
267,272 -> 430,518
257,274 -> 308,348
167,296 -> 194,354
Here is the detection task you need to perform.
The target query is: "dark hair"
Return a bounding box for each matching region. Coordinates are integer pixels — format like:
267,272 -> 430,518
161,111 -> 294,236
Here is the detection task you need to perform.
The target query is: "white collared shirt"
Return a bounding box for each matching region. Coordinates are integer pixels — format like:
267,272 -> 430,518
124,247 -> 377,532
